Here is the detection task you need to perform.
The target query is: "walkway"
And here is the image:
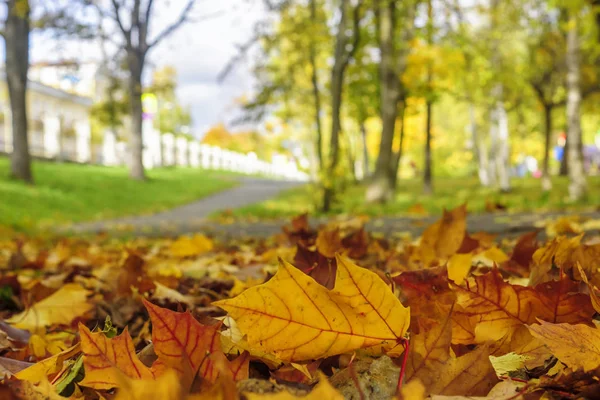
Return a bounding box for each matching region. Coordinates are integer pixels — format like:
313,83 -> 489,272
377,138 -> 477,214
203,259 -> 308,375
66,173 -> 600,240
66,178 -> 302,236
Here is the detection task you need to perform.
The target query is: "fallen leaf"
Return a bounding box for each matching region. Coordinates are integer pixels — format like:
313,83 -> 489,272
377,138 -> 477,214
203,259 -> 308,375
170,235 -> 214,257
114,368 -> 183,400
528,321 -> 600,372
7,284 -> 93,331
79,324 -> 156,389
15,343 -> 81,384
404,310 -> 498,396
447,253 -> 472,285
315,228 -> 342,258
576,263 -> 600,314
452,269 -> 593,343
214,255 -> 410,362
414,205 -> 467,267
143,299 -> 230,386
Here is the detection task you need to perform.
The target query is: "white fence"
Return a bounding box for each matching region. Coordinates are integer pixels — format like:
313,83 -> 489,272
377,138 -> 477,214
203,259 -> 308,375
100,131 -> 308,181
1,127 -> 308,181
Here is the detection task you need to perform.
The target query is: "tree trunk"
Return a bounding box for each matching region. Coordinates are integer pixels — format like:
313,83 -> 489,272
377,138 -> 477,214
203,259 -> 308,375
322,0 -> 351,212
308,0 -> 324,171
127,50 -> 146,181
495,97 -> 511,192
566,11 -> 586,201
541,104 -> 553,191
470,102 -> 489,186
423,98 -> 433,194
366,0 -> 397,203
5,0 -> 32,183
360,120 -> 369,179
560,134 -> 568,176
422,0 -> 434,195
391,98 -> 406,188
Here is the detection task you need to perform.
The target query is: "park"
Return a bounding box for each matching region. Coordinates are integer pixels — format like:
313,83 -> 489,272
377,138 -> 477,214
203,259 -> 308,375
1,0 -> 600,399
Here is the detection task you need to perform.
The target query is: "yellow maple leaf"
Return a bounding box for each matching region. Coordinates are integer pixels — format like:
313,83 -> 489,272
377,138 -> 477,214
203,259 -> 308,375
7,284 -> 93,331
214,254 -> 410,362
528,321 -> 600,372
170,234 -> 214,257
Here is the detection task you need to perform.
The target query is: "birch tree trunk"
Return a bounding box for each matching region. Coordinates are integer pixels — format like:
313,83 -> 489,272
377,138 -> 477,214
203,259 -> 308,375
566,11 -> 587,201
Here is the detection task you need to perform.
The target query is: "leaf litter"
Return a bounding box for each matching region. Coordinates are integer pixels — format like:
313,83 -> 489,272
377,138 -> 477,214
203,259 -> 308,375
2,208 -> 600,399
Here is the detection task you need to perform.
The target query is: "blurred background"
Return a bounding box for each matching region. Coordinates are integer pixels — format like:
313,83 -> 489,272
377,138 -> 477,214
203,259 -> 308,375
0,0 -> 599,233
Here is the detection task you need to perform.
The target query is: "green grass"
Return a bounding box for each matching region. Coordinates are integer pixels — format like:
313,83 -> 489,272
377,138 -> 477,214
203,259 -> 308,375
227,176 -> 600,219
0,157 -> 240,232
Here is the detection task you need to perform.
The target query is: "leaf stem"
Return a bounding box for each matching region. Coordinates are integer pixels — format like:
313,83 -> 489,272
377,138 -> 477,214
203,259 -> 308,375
396,337 -> 410,394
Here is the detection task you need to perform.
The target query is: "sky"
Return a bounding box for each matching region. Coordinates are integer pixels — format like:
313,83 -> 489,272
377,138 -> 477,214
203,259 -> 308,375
8,0 -> 267,138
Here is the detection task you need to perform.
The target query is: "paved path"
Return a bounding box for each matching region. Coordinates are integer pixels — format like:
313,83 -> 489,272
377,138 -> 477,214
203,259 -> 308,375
65,173 -> 600,240
66,178 -> 302,235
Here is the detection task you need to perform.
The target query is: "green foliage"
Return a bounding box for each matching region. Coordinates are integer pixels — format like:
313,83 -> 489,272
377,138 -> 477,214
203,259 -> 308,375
147,66 -> 192,136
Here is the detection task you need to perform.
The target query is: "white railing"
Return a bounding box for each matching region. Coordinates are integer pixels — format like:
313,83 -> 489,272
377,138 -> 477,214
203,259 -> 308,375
101,130 -> 309,181
2,125 -> 309,181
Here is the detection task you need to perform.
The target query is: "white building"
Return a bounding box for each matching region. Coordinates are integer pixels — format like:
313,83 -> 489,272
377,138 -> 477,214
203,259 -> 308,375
0,65 -> 93,162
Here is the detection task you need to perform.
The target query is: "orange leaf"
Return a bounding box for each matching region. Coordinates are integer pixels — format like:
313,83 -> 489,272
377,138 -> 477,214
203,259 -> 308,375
452,269 -> 594,343
404,308 -> 498,396
533,276 -> 595,324
143,299 -> 224,385
79,324 -> 156,390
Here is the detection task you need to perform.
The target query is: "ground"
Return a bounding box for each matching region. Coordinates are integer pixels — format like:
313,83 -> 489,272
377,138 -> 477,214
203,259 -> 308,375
0,157 -> 240,233
229,176 -> 600,219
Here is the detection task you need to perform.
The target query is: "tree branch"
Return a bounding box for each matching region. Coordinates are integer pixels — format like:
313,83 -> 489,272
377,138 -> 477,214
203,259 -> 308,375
147,0 -> 195,49
110,0 -> 132,47
144,0 -> 155,24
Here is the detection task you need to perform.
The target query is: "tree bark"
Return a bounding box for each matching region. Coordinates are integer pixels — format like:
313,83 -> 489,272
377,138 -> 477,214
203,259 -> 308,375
360,120 -> 369,179
308,0 -> 324,171
495,95 -> 511,192
5,0 -> 32,183
391,98 -> 406,188
366,0 -> 398,203
541,104 -> 553,191
127,50 -> 146,180
423,97 -> 433,194
422,0 -> 433,195
565,11 -> 586,200
469,102 -> 489,186
322,0 -> 357,211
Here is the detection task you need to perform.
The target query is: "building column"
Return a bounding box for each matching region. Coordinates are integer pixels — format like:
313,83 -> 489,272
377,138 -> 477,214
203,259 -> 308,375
102,130 -> 118,165
75,119 -> 91,162
43,116 -> 61,158
189,141 -> 200,167
162,133 -> 175,166
176,137 -> 189,166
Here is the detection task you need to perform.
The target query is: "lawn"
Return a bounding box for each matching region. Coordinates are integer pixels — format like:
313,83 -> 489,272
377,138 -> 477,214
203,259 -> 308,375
227,175 -> 600,219
0,157 -> 240,232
